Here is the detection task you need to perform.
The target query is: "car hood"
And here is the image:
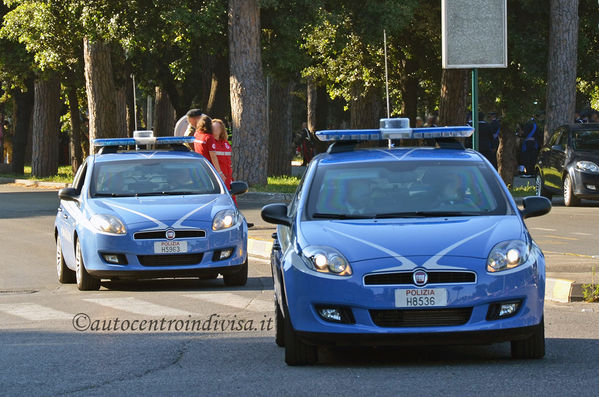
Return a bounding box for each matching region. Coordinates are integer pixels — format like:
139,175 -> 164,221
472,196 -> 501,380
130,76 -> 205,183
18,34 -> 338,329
85,194 -> 232,228
298,215 -> 524,264
572,150 -> 599,164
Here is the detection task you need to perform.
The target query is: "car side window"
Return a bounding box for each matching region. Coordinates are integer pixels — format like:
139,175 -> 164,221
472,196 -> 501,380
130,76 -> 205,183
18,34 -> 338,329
548,130 -> 561,147
72,161 -> 88,191
558,129 -> 569,147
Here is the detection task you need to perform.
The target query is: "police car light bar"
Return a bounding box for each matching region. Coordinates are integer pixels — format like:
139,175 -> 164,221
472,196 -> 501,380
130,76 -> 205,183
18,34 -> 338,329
315,118 -> 474,142
93,130 -> 195,147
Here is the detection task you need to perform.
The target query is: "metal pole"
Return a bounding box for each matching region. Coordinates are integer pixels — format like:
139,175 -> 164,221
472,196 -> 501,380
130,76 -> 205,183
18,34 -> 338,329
131,74 -> 138,131
472,68 -> 479,151
384,30 -> 392,148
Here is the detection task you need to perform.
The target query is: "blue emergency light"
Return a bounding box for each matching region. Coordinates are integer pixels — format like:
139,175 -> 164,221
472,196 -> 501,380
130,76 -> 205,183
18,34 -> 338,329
315,118 -> 473,142
93,130 -> 195,148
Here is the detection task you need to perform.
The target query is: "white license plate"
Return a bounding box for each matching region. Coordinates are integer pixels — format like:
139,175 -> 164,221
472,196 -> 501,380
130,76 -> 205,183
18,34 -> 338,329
154,241 -> 188,254
395,288 -> 447,308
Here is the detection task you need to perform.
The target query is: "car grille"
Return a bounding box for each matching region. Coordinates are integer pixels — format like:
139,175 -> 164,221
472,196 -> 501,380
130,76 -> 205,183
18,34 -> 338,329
133,230 -> 206,240
364,271 -> 476,286
370,308 -> 473,327
137,253 -> 204,266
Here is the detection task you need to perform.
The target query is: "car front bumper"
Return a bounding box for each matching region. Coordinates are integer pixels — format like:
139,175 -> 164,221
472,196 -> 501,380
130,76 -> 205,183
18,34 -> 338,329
572,169 -> 599,199
77,223 -> 247,279
281,251 -> 545,343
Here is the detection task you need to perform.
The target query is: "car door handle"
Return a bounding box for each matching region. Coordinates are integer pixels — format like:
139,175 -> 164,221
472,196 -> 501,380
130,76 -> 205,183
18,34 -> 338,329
63,213 -> 69,219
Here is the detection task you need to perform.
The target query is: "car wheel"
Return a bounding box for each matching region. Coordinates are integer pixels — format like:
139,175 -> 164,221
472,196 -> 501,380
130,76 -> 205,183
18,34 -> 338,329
56,237 -> 75,284
535,173 -> 552,200
223,259 -> 248,286
284,309 -> 317,366
563,175 -> 580,207
275,300 -> 285,347
511,317 -> 545,359
75,240 -> 101,291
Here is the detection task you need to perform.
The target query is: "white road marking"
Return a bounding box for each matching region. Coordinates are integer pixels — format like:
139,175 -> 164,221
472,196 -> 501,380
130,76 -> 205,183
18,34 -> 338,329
570,232 -> 592,236
0,303 -> 72,321
530,227 -> 556,232
83,297 -> 192,316
184,293 -> 272,312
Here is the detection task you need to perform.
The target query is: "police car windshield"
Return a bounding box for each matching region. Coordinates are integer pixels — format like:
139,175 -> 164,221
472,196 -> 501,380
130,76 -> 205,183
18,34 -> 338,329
91,159 -> 221,198
307,160 -> 511,219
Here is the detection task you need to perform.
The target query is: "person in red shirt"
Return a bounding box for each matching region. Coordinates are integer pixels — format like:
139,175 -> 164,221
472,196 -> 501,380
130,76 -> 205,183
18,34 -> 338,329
194,114 -> 225,180
212,119 -> 237,205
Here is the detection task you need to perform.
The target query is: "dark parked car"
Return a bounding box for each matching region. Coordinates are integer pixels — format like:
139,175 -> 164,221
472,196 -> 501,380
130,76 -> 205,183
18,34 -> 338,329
535,123 -> 599,206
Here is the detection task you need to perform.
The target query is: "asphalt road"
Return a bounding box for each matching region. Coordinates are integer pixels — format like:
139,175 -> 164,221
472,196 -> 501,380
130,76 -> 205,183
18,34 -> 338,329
1,184 -> 598,396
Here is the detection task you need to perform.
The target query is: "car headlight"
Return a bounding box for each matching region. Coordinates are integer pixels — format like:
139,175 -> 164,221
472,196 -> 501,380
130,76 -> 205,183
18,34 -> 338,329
487,240 -> 530,272
301,246 -> 352,276
212,209 -> 240,231
89,214 -> 127,234
575,161 -> 599,173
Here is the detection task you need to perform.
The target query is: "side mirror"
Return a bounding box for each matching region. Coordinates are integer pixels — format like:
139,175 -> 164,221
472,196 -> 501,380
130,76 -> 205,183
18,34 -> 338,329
521,196 -> 551,219
261,203 -> 291,227
58,187 -> 80,202
229,181 -> 248,196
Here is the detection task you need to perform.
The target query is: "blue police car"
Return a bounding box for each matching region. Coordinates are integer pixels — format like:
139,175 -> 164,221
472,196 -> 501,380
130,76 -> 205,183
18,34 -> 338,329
55,132 -> 248,291
261,118 -> 552,365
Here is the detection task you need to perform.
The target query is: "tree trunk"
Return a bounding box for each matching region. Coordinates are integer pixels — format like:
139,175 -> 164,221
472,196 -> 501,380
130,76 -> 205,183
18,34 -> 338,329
11,82 -> 35,174
154,86 -> 175,137
115,86 -> 128,138
206,55 -> 231,119
268,80 -> 294,177
67,85 -> 83,173
229,0 -> 268,185
350,84 -> 382,129
83,37 -> 122,153
497,122 -> 518,187
439,69 -> 469,126
315,86 -> 329,132
31,76 -> 61,178
544,0 -> 579,142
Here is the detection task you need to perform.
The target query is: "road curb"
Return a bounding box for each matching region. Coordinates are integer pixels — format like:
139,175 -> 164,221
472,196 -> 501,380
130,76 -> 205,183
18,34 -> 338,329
0,177 -> 68,189
248,237 -> 583,303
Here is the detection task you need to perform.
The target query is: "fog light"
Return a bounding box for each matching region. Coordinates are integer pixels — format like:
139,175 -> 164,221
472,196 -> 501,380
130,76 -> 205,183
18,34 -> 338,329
318,308 -> 342,322
486,301 -> 521,320
499,303 -> 519,317
212,248 -> 235,262
586,184 -> 596,191
219,249 -> 234,260
315,305 -> 355,324
101,253 -> 127,265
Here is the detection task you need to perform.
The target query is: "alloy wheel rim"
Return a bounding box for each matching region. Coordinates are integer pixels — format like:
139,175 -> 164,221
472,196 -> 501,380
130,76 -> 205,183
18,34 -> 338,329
535,175 -> 542,196
564,177 -> 571,202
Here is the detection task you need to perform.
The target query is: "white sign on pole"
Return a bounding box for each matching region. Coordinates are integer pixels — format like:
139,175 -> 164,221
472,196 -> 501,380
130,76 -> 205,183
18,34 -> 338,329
442,0 -> 508,69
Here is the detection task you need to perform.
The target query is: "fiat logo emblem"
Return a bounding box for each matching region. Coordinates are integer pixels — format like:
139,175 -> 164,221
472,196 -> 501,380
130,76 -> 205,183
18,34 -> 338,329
165,229 -> 176,240
413,270 -> 428,286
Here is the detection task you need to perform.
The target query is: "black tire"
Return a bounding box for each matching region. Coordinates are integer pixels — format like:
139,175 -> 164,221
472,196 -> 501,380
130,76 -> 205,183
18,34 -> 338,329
563,174 -> 580,207
511,317 -> 545,359
284,310 -> 317,366
535,172 -> 552,200
75,240 -> 101,291
56,237 -> 75,284
275,301 -> 285,347
223,259 -> 248,286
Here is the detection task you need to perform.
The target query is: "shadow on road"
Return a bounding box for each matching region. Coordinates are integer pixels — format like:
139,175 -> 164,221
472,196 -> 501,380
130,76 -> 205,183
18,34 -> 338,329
96,276 -> 274,292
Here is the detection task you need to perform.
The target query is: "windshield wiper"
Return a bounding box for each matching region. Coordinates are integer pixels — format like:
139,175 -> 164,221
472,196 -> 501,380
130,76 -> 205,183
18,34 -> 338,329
312,212 -> 372,219
374,211 -> 480,218
93,193 -> 134,197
